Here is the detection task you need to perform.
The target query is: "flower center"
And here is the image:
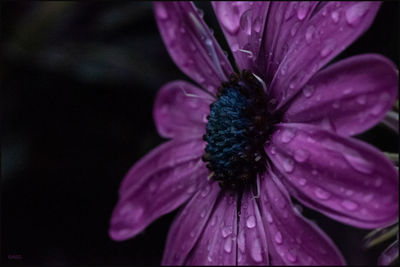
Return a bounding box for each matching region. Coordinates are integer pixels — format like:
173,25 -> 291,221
202,70 -> 272,189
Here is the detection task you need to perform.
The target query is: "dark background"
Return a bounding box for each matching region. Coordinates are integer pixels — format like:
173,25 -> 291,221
1,1 -> 399,265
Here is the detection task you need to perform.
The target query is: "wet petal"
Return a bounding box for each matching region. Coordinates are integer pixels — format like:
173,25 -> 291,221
185,191 -> 238,265
237,187 -> 269,265
266,123 -> 399,228
262,2 -> 319,84
154,80 -> 213,139
162,182 -> 220,265
109,139 -> 207,241
269,2 -> 381,109
154,2 -> 234,95
259,170 -> 345,265
283,54 -> 398,136
211,1 -> 270,73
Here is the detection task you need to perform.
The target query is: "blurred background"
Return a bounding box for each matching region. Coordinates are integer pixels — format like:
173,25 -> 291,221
1,1 -> 399,265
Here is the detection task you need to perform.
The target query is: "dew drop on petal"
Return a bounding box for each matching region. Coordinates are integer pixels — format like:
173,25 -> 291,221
332,100 -> 340,109
281,129 -> 296,143
238,231 -> 245,253
331,11 -> 340,23
305,25 -> 315,44
282,157 -> 295,173
342,200 -> 359,211
314,187 -> 331,200
320,42 -> 335,58
303,85 -> 314,98
224,237 -> 233,253
156,4 -> 168,20
266,212 -> 273,223
253,17 -> 263,33
274,231 -> 283,244
294,149 -> 310,163
251,239 -> 263,262
297,177 -> 307,186
363,193 -> 374,202
246,215 -> 256,228
218,3 -> 240,33
345,2 -> 370,26
201,185 -> 211,197
286,249 -> 297,263
297,2 -> 309,20
222,226 -> 233,238
356,95 -> 367,105
239,9 -> 252,35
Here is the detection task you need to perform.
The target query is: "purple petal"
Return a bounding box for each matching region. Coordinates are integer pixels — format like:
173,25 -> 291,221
283,54 -> 399,136
378,239 -> 399,265
185,191 -> 238,265
162,182 -> 220,265
154,2 -> 234,95
237,188 -> 269,265
258,170 -> 345,265
382,111 -> 399,134
212,1 -> 270,73
262,2 -> 319,83
269,2 -> 381,109
109,139 -> 207,241
154,80 -> 213,139
266,123 -> 399,228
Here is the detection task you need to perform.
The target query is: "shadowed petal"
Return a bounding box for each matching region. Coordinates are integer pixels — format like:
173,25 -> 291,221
154,80 -> 213,139
283,54 -> 398,136
269,2 -> 381,109
154,2 -> 234,95
211,1 -> 270,73
258,170 -> 345,265
262,2 -> 318,84
237,188 -> 269,265
266,123 -> 399,228
378,239 -> 399,265
109,139 -> 207,241
162,182 -> 220,265
185,191 -> 238,265
382,111 -> 399,134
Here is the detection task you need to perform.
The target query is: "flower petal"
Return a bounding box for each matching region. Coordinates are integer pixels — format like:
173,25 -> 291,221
262,2 -> 319,84
154,2 -> 234,95
154,80 -> 213,139
237,187 -> 269,265
211,1 -> 270,73
282,54 -> 399,136
378,239 -> 399,266
269,2 -> 381,109
258,170 -> 345,265
185,191 -> 238,265
266,123 -> 399,228
162,182 -> 220,265
109,139 -> 207,241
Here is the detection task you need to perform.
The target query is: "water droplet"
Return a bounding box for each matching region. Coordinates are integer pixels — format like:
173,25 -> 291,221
297,2 -> 309,20
297,177 -> 307,186
210,215 -> 217,226
253,17 -> 263,33
156,4 -> 168,20
331,11 -> 340,23
266,212 -> 273,223
289,82 -> 295,89
217,3 -> 240,34
320,42 -> 335,57
345,2 -> 370,26
224,237 -> 233,253
280,65 -> 288,75
343,88 -> 353,95
281,129 -> 296,143
201,185 -> 210,197
222,226 -> 233,238
345,189 -> 354,196
119,203 -> 144,220
246,215 -> 256,228
240,9 -> 252,35
332,100 -> 340,109
200,209 -> 206,218
190,230 -> 195,237
305,25 -> 315,44
303,85 -> 314,98
286,249 -> 297,263
251,239 -> 263,262
294,149 -> 310,163
342,200 -> 358,211
374,177 -> 383,187
270,145 -> 277,155
274,231 -> 283,244
315,187 -> 331,200
356,95 -> 367,105
231,43 -> 239,52
207,256 -> 213,262
282,157 -> 295,173
363,193 -> 374,202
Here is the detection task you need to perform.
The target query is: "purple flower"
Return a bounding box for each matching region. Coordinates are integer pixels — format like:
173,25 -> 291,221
109,2 -> 399,265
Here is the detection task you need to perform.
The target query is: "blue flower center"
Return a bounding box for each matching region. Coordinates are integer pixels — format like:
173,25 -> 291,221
203,71 -> 272,189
